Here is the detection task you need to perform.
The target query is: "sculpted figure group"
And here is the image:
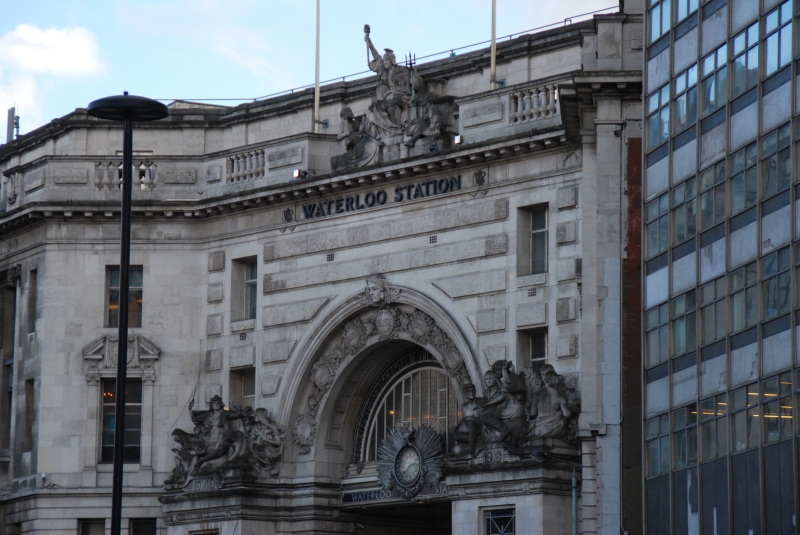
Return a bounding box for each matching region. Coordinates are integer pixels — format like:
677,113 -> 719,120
454,361 -> 580,454
164,395 -> 284,487
331,28 -> 448,171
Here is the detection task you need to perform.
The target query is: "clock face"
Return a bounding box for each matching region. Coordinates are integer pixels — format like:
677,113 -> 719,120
394,446 -> 421,486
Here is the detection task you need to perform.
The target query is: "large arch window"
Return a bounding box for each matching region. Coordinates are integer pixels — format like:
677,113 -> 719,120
362,350 -> 458,461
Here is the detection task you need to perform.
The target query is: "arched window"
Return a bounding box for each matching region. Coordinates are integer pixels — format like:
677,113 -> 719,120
361,350 -> 458,461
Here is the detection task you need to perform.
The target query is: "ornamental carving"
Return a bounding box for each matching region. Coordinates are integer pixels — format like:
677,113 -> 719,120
82,334 -> 161,383
453,361 -> 580,455
377,426 -> 443,500
329,28 -> 452,171
292,275 -> 473,454
164,395 -> 285,488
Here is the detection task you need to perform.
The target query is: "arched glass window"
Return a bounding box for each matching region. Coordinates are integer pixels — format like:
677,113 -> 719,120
363,354 -> 458,461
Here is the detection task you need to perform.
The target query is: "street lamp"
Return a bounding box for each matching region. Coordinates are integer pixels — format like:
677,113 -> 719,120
86,93 -> 168,535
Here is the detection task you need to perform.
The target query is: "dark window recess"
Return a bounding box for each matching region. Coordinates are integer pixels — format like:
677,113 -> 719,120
700,458 -> 729,535
673,467 -> 698,535
763,439 -> 795,534
80,521 -> 105,535
485,508 -> 515,535
101,379 -> 142,463
731,449 -> 761,535
130,520 -> 157,535
646,475 -> 670,535
107,265 -> 143,328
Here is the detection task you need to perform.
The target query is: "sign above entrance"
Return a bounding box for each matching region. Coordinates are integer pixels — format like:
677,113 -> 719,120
301,175 -> 462,220
341,483 -> 449,506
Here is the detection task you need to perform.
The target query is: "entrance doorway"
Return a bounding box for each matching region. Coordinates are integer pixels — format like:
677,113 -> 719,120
348,500 -> 451,535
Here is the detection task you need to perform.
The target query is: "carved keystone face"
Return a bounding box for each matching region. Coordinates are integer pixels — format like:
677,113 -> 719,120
367,282 -> 384,303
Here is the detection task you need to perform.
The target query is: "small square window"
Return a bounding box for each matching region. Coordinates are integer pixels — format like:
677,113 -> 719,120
485,508 -> 515,535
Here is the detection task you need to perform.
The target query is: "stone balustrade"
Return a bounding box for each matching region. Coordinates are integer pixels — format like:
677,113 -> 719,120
508,84 -> 559,125
226,149 -> 266,183
95,161 -> 158,191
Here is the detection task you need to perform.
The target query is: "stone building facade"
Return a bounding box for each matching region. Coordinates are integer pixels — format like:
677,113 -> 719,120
0,8 -> 642,535
642,0 -> 800,533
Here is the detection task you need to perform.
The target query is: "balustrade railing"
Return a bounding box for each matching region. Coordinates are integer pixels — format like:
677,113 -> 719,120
508,84 -> 559,125
226,149 -> 266,183
95,162 -> 157,191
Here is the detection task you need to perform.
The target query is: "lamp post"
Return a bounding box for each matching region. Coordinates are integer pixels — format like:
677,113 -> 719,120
86,93 -> 168,535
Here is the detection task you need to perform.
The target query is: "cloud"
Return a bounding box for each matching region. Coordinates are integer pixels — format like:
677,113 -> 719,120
0,24 -> 102,139
0,24 -> 103,76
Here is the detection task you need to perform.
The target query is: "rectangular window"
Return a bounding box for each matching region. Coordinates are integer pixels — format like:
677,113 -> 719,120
701,44 -> 727,117
762,371 -> 792,443
649,0 -> 671,43
730,261 -> 757,332
645,303 -> 669,367
27,269 -> 36,333
647,85 -> 670,151
646,413 -> 670,477
699,161 -> 725,231
699,276 -> 726,345
672,290 -> 696,356
130,519 -> 157,535
244,259 -> 257,321
730,382 -> 759,452
101,379 -> 142,463
762,123 -> 791,198
23,379 -> 33,453
673,65 -> 697,134
80,521 -> 105,535
529,331 -> 546,374
676,0 -> 697,22
729,142 -> 757,215
530,206 -> 547,275
232,256 -> 258,322
485,508 -> 515,535
646,192 -> 669,258
732,22 -> 758,97
731,449 -> 761,535
700,459 -> 729,535
672,404 -> 698,469
106,266 -> 143,328
671,177 -> 696,245
230,369 -> 256,409
700,393 -> 727,460
762,246 -> 791,320
765,1 -> 792,76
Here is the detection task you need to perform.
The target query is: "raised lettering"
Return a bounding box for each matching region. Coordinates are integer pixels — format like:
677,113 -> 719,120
345,196 -> 355,211
355,194 -> 366,209
438,178 -> 449,193
424,181 -> 432,196
335,199 -> 344,214
314,203 -> 325,217
404,184 -> 414,199
450,175 -> 462,191
302,204 -> 315,218
377,190 -> 387,204
413,184 -> 423,198
394,187 -> 404,202
325,200 -> 334,215
365,192 -> 376,207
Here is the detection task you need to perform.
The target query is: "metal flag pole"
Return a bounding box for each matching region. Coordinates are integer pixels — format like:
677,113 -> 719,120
86,93 -> 168,535
314,0 -> 321,134
490,0 -> 497,90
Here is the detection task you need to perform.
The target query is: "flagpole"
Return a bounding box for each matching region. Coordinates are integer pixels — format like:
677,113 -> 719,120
490,0 -> 497,90
314,0 -> 321,134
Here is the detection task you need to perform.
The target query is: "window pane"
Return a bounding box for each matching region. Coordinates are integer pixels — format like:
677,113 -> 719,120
530,231 -> 547,274
766,32 -> 779,74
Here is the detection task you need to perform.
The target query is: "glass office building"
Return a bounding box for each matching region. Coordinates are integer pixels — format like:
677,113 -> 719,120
643,0 -> 800,533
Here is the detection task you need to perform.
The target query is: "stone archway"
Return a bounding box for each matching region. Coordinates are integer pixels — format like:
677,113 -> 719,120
286,274 -> 479,457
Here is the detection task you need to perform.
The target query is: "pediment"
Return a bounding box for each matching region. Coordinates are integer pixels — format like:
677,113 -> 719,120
82,334 -> 161,383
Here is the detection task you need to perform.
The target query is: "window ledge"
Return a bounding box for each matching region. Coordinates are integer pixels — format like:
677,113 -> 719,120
516,273 -> 546,288
231,319 -> 255,332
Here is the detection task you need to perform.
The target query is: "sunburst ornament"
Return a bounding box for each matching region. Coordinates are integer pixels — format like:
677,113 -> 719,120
377,426 -> 443,499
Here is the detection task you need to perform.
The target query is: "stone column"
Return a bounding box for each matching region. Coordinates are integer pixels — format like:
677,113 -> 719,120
138,375 -> 154,486
82,377 -> 99,487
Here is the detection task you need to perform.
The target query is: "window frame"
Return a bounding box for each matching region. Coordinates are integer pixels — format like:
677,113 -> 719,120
645,302 -> 670,368
700,392 -> 727,461
729,142 -> 757,215
699,275 -> 727,345
698,161 -> 726,232
729,261 -> 758,333
646,192 -> 669,259
673,64 -> 698,134
648,0 -> 672,43
100,378 -> 143,464
764,1 -> 792,77
671,177 -> 697,246
761,246 -> 791,320
646,413 -> 671,477
671,290 -> 696,356
700,44 -> 728,118
485,507 -> 516,535
647,85 -> 670,151
761,123 -> 791,199
106,265 -> 144,329
672,403 -> 698,469
731,22 -> 759,97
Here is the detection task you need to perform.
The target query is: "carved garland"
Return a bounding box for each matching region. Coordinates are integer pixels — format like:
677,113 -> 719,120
82,334 -> 161,384
292,275 -> 474,454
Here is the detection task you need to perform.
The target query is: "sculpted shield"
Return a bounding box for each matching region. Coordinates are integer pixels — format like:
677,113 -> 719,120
375,309 -> 395,335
